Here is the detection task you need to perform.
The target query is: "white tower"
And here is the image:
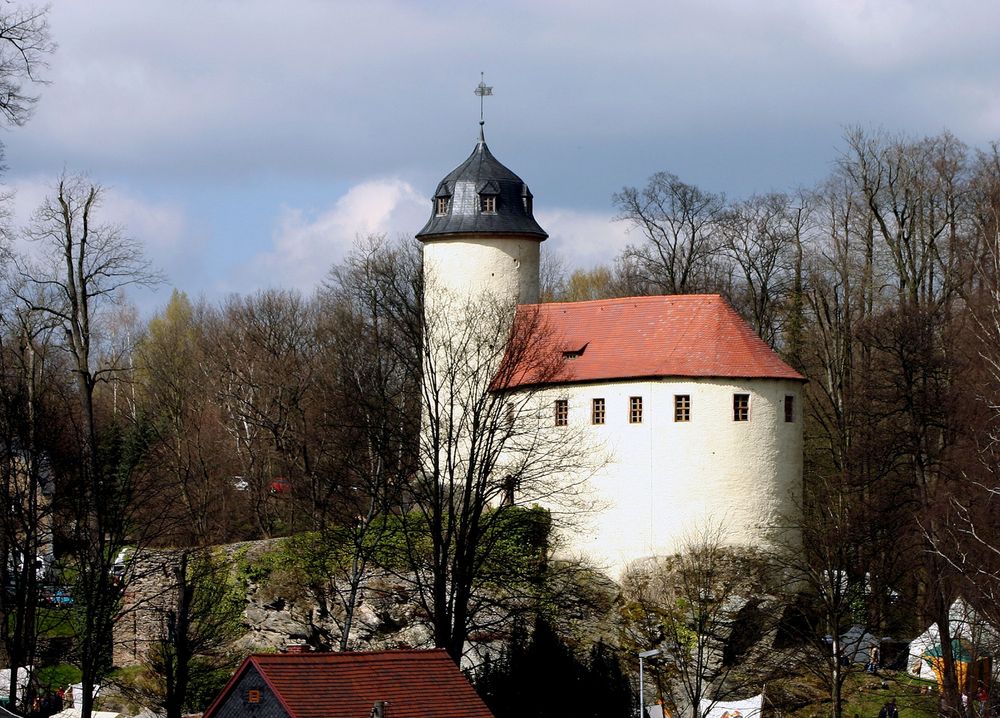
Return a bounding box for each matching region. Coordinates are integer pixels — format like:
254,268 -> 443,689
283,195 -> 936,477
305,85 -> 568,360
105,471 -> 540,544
416,124 -> 547,317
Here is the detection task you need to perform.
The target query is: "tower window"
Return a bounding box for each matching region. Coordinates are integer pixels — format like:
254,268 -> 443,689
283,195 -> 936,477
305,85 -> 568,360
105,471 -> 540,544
592,398 -> 605,425
629,396 -> 643,424
784,395 -> 795,423
436,197 -> 449,215
523,195 -> 532,213
554,399 -> 568,427
674,394 -> 690,422
733,393 -> 750,422
481,195 -> 496,213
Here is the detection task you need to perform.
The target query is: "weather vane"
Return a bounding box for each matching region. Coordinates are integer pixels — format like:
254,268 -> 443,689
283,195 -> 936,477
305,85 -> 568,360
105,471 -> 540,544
474,72 -> 493,125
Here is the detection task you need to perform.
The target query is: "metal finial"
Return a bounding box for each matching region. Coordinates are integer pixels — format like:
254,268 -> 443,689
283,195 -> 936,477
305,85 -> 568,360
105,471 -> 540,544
474,72 -> 493,128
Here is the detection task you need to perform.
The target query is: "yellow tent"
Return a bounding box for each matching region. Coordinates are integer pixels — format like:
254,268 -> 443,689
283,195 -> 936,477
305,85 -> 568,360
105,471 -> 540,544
922,638 -> 992,693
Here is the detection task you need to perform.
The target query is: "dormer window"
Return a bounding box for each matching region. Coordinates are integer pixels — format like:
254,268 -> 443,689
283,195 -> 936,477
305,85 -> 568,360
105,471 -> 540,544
436,197 -> 449,215
481,195 -> 496,213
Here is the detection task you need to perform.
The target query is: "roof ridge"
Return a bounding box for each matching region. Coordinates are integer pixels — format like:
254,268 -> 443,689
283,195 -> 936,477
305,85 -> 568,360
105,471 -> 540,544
253,648 -> 449,659
527,293 -> 725,309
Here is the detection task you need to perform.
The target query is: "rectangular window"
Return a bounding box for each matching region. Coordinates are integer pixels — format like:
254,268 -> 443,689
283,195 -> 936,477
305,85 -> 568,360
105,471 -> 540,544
629,396 -> 643,424
436,197 -> 448,215
592,398 -> 605,425
674,394 -> 690,422
784,395 -> 794,423
554,399 -> 568,427
482,195 -> 496,213
247,690 -> 261,704
505,402 -> 515,427
733,393 -> 750,422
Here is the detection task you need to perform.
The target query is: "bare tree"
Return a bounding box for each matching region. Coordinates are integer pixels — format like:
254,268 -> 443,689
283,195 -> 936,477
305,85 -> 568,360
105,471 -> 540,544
135,290 -> 237,545
0,302 -> 63,712
0,4 -> 53,127
11,174 -> 162,718
718,192 -> 806,347
142,549 -> 243,718
401,276 -> 598,662
316,235 -> 420,649
206,290 -> 322,537
620,527 -> 778,718
613,172 -> 725,295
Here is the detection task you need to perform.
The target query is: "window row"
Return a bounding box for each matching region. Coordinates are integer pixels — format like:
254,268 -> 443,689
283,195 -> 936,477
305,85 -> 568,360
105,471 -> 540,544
553,394 -> 796,426
434,194 -> 506,216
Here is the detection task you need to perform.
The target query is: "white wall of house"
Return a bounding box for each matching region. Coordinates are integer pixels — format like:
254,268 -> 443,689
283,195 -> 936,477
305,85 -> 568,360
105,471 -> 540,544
528,376 -> 804,577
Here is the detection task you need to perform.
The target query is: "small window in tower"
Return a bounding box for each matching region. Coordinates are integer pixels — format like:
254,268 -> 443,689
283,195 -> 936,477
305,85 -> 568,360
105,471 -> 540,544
674,394 -> 690,422
592,398 -> 605,425
523,195 -> 532,213
554,399 -> 568,427
629,396 -> 643,424
784,395 -> 795,423
733,393 -> 750,422
481,195 -> 497,213
436,197 -> 449,215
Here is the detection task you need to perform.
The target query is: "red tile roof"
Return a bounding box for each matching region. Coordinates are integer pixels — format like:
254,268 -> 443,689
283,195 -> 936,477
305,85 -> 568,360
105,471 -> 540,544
204,649 -> 495,718
505,294 -> 804,388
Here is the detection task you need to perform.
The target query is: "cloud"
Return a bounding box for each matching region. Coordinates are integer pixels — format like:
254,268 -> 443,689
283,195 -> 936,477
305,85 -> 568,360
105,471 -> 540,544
227,178 -> 428,293
228,184 -> 633,297
4,174 -> 198,313
538,207 -> 632,270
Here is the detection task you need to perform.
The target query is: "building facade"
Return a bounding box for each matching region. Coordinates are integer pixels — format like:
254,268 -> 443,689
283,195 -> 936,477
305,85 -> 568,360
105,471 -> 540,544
417,127 -> 804,575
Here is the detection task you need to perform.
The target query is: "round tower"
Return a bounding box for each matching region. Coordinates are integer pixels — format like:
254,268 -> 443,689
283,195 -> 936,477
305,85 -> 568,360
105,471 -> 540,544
416,125 -> 547,313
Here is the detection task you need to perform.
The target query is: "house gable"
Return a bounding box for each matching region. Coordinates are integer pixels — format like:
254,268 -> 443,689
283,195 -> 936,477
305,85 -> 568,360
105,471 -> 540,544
205,663 -> 291,718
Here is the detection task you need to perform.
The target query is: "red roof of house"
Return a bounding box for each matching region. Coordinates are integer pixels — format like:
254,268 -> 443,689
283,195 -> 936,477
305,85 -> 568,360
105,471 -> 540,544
505,294 -> 804,388
203,649 -> 494,718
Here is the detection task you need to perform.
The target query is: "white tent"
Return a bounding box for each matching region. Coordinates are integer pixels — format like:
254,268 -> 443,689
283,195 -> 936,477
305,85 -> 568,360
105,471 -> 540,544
50,710 -> 120,718
0,666 -> 32,700
699,694 -> 763,718
908,622 -> 941,680
907,598 -> 997,681
69,683 -> 101,709
840,625 -> 881,664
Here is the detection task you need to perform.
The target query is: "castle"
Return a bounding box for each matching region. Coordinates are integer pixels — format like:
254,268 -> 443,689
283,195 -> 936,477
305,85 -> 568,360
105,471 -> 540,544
416,124 -> 804,575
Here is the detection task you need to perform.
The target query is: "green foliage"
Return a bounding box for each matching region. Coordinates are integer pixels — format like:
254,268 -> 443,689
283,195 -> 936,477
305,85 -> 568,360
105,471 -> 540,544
187,549 -> 245,647
183,656 -> 238,712
35,664 -> 81,692
36,606 -> 77,638
233,506 -> 551,599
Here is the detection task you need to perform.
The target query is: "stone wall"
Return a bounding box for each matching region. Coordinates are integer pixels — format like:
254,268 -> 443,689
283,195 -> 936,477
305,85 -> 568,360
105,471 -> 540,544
113,539 -> 435,667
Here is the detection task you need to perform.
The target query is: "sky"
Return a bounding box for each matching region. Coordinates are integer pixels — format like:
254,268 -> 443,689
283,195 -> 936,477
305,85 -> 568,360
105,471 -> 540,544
4,0 -> 1000,314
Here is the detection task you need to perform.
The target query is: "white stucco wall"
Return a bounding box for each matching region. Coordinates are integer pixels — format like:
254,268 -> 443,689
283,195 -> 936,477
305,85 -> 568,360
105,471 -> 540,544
423,236 -> 541,310
529,377 -> 803,577
419,232 -> 802,579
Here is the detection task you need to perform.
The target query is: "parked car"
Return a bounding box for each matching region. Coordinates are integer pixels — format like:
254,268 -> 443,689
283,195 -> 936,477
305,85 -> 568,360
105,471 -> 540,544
269,477 -> 292,495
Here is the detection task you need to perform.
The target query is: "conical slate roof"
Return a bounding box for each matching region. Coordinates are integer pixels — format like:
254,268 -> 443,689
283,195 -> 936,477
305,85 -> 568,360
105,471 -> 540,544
416,126 -> 548,241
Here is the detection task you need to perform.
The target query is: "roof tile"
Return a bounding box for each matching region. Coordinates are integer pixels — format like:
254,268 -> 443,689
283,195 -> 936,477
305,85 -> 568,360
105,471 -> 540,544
505,294 -> 804,388
205,650 -> 494,718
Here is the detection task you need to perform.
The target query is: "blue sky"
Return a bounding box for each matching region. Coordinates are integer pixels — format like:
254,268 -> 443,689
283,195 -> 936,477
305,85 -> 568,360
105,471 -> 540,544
5,0 -> 1000,313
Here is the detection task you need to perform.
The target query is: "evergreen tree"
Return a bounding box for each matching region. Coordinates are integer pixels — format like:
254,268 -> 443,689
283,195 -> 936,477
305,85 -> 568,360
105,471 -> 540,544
475,618 -> 633,718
